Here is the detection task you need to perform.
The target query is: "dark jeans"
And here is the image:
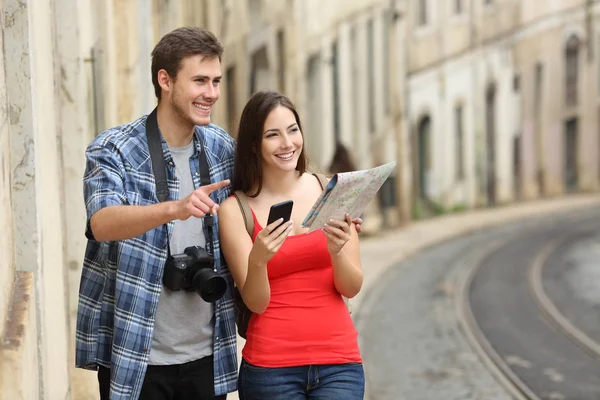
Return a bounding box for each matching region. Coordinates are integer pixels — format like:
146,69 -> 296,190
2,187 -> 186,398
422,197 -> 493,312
238,359 -> 365,400
98,355 -> 226,400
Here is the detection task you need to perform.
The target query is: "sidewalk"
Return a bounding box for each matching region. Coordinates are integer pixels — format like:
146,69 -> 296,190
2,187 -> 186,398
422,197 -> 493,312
227,193 -> 600,399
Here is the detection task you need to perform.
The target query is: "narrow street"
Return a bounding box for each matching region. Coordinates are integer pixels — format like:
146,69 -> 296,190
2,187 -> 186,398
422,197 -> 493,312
357,206 -> 600,400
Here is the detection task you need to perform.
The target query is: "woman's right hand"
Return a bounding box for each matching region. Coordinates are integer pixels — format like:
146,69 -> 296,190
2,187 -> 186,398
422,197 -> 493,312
248,219 -> 293,267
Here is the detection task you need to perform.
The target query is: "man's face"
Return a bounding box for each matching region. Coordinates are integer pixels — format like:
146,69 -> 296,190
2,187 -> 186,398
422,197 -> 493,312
168,55 -> 222,127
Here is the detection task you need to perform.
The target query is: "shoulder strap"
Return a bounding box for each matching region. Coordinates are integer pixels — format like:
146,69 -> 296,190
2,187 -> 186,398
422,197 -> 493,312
313,173 -> 328,190
233,191 -> 254,238
146,108 -> 170,202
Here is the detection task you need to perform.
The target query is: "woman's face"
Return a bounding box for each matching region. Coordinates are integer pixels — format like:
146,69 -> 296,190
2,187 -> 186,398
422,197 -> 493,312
260,106 -> 304,172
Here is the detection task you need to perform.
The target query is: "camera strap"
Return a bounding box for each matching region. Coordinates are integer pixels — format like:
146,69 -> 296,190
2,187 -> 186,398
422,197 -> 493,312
146,107 -> 216,257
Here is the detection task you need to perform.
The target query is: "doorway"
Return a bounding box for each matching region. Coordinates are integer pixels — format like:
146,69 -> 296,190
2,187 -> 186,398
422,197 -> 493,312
417,116 -> 431,200
564,118 -> 578,192
485,84 -> 497,205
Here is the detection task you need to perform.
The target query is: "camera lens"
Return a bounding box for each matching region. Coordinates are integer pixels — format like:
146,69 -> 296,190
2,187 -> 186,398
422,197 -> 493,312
192,269 -> 226,302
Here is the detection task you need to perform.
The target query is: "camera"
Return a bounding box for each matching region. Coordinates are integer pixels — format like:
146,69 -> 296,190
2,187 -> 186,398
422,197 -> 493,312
162,246 -> 226,302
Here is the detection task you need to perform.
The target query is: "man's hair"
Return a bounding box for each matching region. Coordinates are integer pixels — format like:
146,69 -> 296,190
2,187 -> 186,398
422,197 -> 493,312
232,91 -> 308,197
151,27 -> 224,101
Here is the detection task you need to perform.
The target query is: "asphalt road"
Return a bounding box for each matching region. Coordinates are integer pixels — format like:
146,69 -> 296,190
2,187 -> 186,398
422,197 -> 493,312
469,212 -> 600,400
542,230 -> 600,348
357,207 -> 600,400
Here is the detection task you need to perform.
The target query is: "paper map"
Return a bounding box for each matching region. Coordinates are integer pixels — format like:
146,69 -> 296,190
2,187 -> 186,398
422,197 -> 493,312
302,161 -> 396,232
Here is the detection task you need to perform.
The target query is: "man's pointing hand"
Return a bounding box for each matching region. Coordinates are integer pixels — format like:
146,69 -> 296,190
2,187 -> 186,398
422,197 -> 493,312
175,179 -> 230,220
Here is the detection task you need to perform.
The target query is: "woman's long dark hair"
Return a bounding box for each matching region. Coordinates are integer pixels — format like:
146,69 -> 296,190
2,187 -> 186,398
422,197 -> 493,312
232,91 -> 308,197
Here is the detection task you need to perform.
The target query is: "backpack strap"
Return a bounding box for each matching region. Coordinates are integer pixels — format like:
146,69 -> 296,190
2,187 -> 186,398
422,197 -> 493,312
233,191 -> 254,238
313,173 -> 328,190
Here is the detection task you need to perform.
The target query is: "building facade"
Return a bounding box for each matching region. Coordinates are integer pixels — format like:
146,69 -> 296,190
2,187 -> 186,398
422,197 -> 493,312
1,0 -> 599,399
406,0 -> 600,215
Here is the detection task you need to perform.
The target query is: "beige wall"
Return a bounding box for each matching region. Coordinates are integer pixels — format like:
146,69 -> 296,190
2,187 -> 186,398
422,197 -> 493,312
2,0 -> 74,398
0,0 -> 13,334
28,0 -> 71,397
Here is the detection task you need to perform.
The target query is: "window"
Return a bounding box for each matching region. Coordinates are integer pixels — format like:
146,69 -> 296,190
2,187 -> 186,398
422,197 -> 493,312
332,41 -> 340,143
455,104 -> 464,180
226,66 -> 237,135
383,12 -> 391,114
534,62 -> 544,193
565,35 -> 580,107
351,28 -> 360,135
277,30 -> 285,92
417,116 -> 432,199
513,136 -> 521,200
485,84 -> 497,205
306,55 -> 322,166
418,0 -> 428,26
513,74 -> 520,93
367,19 -> 375,132
89,45 -> 106,135
534,63 -> 543,122
564,118 -> 578,191
597,34 -> 600,96
250,46 -> 269,95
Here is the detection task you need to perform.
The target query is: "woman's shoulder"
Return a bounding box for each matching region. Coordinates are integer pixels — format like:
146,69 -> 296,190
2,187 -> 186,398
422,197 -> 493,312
302,171 -> 330,189
220,195 -> 244,218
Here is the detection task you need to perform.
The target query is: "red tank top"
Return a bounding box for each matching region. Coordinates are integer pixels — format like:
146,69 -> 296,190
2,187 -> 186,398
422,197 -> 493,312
242,210 -> 362,367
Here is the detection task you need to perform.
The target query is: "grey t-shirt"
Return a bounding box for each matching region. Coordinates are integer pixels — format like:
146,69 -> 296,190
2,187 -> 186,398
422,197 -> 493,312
149,141 -> 215,365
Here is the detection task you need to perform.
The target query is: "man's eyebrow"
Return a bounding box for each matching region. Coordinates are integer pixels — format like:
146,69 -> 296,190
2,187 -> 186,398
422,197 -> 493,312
191,75 -> 222,80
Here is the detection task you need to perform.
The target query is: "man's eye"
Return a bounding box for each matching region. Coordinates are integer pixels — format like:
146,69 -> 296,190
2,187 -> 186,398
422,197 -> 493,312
214,80 -> 221,86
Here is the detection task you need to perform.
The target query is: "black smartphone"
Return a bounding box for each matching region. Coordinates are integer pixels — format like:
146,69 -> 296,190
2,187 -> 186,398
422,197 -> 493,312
267,200 -> 294,230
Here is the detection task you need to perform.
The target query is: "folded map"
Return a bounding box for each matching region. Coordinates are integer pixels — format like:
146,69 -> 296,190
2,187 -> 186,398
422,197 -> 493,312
302,161 -> 396,232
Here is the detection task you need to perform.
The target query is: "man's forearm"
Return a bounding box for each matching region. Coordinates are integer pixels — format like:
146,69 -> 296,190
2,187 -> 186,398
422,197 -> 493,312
90,203 -> 177,242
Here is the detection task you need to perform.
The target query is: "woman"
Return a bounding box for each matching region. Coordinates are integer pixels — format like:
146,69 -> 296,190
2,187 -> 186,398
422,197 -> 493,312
218,91 -> 365,399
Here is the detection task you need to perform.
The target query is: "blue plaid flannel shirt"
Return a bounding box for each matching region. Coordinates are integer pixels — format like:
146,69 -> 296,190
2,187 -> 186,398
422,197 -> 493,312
75,114 -> 238,399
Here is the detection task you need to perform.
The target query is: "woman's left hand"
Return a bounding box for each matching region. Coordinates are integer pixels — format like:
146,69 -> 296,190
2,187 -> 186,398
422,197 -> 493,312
323,213 -> 353,255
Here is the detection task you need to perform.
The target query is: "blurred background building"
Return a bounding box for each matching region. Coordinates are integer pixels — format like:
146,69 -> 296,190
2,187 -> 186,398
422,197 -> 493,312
1,0 -> 599,399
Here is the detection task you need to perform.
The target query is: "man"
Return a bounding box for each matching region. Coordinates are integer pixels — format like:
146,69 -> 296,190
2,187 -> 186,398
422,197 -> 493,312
76,27 -> 236,400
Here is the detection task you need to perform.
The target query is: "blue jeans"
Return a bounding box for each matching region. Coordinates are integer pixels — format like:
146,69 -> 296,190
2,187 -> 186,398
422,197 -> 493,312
238,359 -> 365,400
